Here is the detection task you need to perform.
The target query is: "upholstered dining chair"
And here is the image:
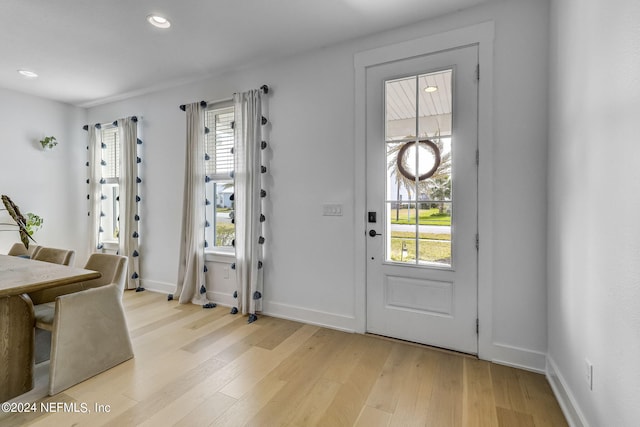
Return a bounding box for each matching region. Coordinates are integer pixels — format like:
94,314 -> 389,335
7,242 -> 39,257
31,246 -> 75,266
32,254 -> 133,395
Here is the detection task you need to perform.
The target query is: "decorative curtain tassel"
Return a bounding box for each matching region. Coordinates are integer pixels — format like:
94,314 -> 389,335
261,165 -> 267,173
231,263 -> 236,270
136,177 -> 142,183
167,294 -> 174,301
253,291 -> 262,300
132,231 -> 139,238
230,307 -> 238,314
260,214 -> 266,222
261,141 -> 268,149
200,285 -> 206,294
137,138 -> 143,145
248,313 -> 258,323
260,189 -> 267,198
233,290 -> 238,298
203,302 -> 217,309
132,250 -> 139,257
131,272 -> 139,279
137,157 -> 142,163
135,214 -> 140,221
258,236 -> 265,244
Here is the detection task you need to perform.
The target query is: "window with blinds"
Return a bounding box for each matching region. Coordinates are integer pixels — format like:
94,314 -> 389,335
205,103 -> 235,250
100,125 -> 120,242
101,125 -> 120,181
205,106 -> 234,178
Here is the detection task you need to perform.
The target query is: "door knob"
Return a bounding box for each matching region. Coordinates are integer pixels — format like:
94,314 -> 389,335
369,230 -> 381,237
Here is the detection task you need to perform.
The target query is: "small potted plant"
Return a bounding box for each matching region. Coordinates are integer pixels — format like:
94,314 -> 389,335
40,136 -> 58,149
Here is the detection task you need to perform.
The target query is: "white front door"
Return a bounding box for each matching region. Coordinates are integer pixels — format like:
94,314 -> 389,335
365,45 -> 479,354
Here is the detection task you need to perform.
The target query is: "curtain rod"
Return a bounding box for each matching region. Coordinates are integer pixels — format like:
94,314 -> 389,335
179,84 -> 269,111
82,116 -> 138,131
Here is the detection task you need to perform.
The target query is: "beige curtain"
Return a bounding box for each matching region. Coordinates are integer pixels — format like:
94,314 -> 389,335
233,90 -> 264,319
175,102 -> 208,304
117,117 -> 142,290
87,125 -> 102,255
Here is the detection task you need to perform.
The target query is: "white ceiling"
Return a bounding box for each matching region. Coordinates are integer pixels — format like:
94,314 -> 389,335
0,0 -> 487,107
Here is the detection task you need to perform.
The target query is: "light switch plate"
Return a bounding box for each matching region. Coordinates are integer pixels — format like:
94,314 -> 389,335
322,204 -> 343,216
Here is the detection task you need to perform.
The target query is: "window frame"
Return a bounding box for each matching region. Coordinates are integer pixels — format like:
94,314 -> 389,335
204,101 -> 235,254
99,124 -> 120,246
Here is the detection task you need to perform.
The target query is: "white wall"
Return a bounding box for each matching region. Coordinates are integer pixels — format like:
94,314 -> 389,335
547,0 -> 640,425
87,0 -> 550,369
0,87 -> 87,263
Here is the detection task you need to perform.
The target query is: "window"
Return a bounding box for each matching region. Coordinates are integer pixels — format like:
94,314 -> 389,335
205,102 -> 235,251
100,125 -> 120,244
385,70 -> 453,266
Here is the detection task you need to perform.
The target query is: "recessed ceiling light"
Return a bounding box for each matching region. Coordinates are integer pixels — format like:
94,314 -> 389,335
18,69 -> 38,78
147,14 -> 171,29
424,86 -> 438,93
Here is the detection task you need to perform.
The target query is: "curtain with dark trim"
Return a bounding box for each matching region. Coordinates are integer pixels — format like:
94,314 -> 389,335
117,117 -> 142,290
174,102 -> 208,304
232,90 -> 265,322
87,124 -> 102,255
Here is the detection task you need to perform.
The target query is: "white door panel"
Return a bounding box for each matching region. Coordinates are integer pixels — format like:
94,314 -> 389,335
366,45 -> 478,354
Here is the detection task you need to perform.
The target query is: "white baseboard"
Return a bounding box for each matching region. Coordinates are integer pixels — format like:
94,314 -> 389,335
262,300 -> 357,333
139,279 -> 175,295
206,291 -> 234,307
490,342 -> 547,373
546,356 -> 588,427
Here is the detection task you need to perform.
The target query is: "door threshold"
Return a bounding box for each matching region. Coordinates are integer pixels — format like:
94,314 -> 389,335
365,332 -> 478,359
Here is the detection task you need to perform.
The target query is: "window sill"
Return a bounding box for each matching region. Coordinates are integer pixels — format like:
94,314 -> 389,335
205,250 -> 235,263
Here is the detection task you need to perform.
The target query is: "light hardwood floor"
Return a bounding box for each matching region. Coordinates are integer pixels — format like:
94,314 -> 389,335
1,290 -> 567,427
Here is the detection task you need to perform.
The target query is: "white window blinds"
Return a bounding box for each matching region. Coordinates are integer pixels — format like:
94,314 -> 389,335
205,106 -> 234,178
101,125 -> 120,180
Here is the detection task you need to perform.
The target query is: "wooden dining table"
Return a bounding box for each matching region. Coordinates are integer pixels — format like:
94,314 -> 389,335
0,254 -> 101,402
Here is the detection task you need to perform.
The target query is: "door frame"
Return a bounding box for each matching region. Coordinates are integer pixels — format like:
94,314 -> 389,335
354,22 -> 495,361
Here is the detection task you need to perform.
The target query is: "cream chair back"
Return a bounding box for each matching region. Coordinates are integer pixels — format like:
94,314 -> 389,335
32,247 -> 75,266
7,242 -> 39,257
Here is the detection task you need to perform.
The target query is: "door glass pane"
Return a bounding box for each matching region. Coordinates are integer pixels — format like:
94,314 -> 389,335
418,70 -> 452,138
385,69 -> 454,267
385,77 -> 417,142
388,202 -> 417,263
417,201 -> 451,266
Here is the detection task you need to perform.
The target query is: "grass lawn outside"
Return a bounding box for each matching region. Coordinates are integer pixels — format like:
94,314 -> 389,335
389,237 -> 451,265
390,207 -> 451,226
